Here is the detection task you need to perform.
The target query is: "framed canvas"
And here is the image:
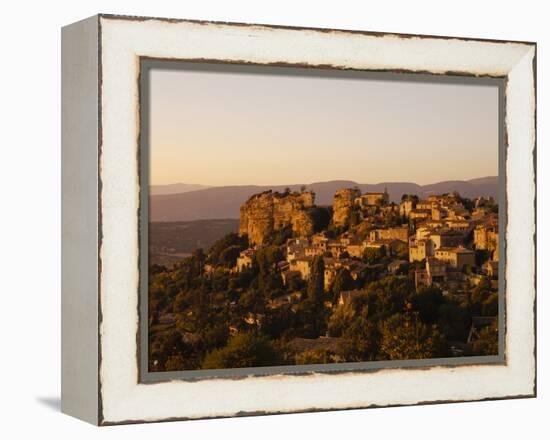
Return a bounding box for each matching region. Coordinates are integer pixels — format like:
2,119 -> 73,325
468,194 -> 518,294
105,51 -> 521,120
61,14 -> 536,425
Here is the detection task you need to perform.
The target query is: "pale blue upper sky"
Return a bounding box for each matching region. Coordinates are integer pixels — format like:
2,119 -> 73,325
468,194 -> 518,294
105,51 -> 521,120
149,66 -> 499,186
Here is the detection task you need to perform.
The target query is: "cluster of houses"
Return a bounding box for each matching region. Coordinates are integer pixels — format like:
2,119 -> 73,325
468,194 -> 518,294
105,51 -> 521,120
234,190 -> 499,299
407,194 -> 499,290
235,224 -> 408,291
203,189 -> 499,361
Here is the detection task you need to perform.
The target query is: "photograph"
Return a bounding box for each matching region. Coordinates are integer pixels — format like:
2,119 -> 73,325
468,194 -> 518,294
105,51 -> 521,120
145,63 -> 502,373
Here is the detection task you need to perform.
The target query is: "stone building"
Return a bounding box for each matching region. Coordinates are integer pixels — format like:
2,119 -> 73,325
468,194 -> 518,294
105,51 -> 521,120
311,233 -> 329,252
409,239 -> 434,262
286,237 -> 310,262
327,241 -> 346,259
415,226 -> 433,241
474,224 -> 499,252
399,199 -> 415,217
388,260 -> 408,274
369,226 -> 409,242
414,257 -> 464,288
445,219 -> 472,232
323,258 -> 367,290
345,243 -> 364,258
430,229 -> 464,250
355,189 -> 389,208
409,209 -> 431,221
323,259 -> 340,289
364,240 -> 395,256
434,246 -> 475,269
304,245 -> 324,258
416,201 -> 433,210
431,207 -> 447,221
236,248 -> 256,272
446,207 -> 470,220
415,257 -> 446,287
289,257 -> 313,280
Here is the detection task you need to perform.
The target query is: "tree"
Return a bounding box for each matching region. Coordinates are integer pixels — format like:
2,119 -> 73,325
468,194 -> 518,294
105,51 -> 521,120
199,322 -> 230,351
218,245 -> 242,268
437,302 -> 471,341
255,245 -> 284,295
261,306 -> 297,339
238,287 -> 266,314
308,207 -> 331,232
304,256 -> 326,337
295,349 -> 330,365
365,275 -> 414,320
307,256 -> 325,307
201,332 -> 278,369
349,207 -> 361,227
327,301 -> 355,337
482,292 -> 499,316
472,321 -> 498,355
271,225 -> 292,246
194,282 -> 212,328
331,268 -> 354,301
256,245 -> 283,267
384,211 -> 401,227
164,355 -> 186,371
412,286 -> 445,324
393,241 -> 409,260
363,246 -> 386,265
338,314 -> 380,361
475,249 -> 490,267
152,329 -> 194,370
379,312 -> 446,360
207,233 -> 248,265
470,277 -> 493,315
173,291 -> 190,313
177,248 -> 207,288
401,194 -> 419,204
150,263 -> 167,274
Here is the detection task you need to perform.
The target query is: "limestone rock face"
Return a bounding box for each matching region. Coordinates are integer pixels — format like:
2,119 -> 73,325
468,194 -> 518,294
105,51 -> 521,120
332,188 -> 361,227
239,191 -> 315,245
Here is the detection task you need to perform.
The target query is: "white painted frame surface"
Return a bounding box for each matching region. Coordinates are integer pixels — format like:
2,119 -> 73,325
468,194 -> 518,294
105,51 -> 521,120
74,15 -> 536,424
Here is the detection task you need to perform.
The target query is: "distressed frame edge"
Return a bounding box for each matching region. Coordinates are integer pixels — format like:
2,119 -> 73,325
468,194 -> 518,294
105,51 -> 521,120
97,12 -> 537,47
94,15 -> 537,425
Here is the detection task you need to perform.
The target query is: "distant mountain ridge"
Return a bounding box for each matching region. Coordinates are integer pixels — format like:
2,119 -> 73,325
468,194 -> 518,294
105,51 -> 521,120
150,183 -> 211,195
150,177 -> 498,222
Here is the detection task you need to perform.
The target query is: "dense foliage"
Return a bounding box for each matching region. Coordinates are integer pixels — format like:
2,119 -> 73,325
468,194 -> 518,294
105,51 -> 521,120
149,245 -> 496,371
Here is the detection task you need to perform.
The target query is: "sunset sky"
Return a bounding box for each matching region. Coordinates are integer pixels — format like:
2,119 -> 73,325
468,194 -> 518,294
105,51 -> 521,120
148,63 -> 499,186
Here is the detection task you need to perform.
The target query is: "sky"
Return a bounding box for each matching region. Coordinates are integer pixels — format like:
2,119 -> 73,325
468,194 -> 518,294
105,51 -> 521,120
148,64 -> 499,186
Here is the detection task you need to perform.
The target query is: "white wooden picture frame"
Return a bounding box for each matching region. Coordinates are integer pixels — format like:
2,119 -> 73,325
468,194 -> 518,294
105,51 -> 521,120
61,14 -> 536,425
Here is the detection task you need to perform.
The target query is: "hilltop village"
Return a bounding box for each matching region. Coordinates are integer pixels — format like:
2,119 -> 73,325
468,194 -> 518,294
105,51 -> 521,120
149,187 -> 499,372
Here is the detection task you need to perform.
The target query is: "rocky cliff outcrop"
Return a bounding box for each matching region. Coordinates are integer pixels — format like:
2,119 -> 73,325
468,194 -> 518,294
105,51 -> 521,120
239,191 -> 316,245
332,188 -> 361,227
